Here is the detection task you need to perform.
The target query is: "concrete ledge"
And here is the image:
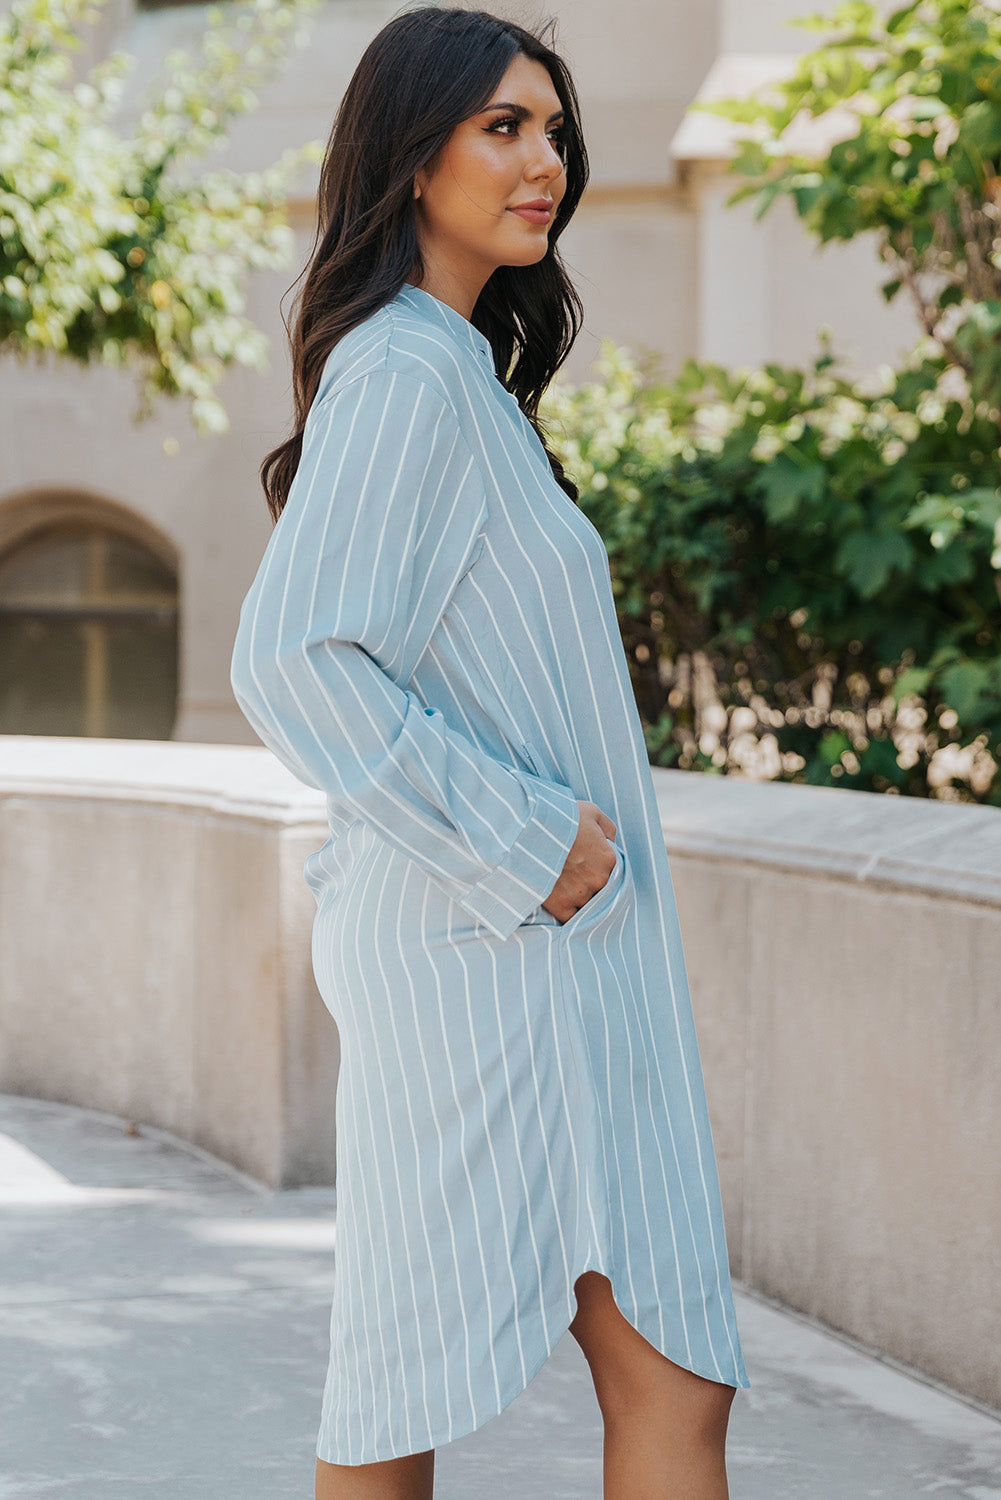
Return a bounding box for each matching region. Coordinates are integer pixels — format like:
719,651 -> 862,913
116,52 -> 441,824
0,735 -> 333,1191
654,770 -> 1001,906
652,767 -> 1001,1417
0,735 -> 326,825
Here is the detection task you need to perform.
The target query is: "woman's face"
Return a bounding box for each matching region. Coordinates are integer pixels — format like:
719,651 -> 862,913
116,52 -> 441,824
413,52 -> 568,284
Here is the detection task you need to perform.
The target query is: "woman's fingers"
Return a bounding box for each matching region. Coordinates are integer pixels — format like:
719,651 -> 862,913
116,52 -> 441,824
540,802 -> 618,920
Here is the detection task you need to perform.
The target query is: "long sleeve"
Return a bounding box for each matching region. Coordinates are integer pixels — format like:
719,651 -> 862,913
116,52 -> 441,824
230,366 -> 581,941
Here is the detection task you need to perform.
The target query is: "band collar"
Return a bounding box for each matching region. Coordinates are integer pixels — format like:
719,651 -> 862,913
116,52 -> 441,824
396,283 -> 496,370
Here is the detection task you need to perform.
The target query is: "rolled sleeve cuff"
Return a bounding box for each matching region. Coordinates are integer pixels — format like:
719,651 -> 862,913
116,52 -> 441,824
456,775 -> 581,941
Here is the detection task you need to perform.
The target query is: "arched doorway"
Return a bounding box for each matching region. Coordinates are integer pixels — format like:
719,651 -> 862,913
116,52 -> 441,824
0,518 -> 179,738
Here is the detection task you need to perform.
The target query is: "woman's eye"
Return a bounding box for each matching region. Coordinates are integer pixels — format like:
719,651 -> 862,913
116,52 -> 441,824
487,118 -> 566,151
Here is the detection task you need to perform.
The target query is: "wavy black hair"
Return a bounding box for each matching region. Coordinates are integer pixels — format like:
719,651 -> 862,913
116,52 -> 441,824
261,5 -> 589,521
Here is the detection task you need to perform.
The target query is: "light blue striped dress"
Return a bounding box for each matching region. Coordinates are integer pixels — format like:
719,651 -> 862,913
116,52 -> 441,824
229,281 -> 750,1466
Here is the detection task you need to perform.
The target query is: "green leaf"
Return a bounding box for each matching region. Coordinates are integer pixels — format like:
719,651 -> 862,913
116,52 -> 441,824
892,665 -> 933,702
886,2 -> 922,35
939,660 -> 998,721
834,528 -> 915,596
756,455 -> 828,523
857,735 -> 907,784
818,730 -> 852,766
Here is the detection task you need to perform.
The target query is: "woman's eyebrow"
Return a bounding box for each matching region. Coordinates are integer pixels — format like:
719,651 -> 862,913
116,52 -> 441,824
481,102 -> 565,122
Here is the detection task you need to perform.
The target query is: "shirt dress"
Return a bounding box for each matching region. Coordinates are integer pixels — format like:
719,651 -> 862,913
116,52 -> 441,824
229,280 -> 750,1467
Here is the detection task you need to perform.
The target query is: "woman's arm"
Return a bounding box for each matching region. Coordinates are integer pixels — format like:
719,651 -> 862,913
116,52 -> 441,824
230,366 -> 580,941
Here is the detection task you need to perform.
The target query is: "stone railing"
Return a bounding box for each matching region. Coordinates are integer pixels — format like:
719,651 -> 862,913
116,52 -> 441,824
1,736 -> 998,1414
655,771 -> 1000,1417
0,736 -> 335,1191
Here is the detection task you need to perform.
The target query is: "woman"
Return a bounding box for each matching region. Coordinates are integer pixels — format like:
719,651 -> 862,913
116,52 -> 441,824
230,8 -> 750,1497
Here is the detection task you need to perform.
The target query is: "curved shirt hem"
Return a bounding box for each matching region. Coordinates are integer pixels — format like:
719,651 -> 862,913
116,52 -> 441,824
314,1275 -> 750,1467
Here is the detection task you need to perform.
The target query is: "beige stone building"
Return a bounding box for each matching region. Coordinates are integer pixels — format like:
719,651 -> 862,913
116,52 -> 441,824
0,0 -> 912,746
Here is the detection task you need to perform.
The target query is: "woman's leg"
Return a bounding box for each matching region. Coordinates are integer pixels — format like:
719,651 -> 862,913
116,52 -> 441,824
569,1271 -> 736,1500
315,1448 -> 435,1500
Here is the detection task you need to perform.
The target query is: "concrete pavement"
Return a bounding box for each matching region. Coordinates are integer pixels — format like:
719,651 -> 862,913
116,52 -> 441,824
1,1094 -> 999,1498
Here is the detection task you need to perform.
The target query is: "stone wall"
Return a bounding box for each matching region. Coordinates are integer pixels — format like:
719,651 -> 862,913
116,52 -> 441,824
0,737 -> 336,1189
656,773 -> 1001,1414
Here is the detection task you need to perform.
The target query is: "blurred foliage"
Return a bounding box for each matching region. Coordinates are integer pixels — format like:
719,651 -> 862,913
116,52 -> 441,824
547,0 -> 1001,802
541,341 -> 1001,804
693,0 -> 1001,429
0,0 -> 322,432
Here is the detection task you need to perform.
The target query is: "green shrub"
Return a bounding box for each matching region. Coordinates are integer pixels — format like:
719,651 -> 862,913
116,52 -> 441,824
0,0 -> 322,434
697,0 -> 1001,429
541,339 -> 1001,804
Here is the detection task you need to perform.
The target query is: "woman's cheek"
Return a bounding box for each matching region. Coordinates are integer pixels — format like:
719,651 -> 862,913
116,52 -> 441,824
467,141 -> 518,198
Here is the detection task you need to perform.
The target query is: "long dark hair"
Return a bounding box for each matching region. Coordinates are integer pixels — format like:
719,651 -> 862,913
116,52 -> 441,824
261,5 -> 589,522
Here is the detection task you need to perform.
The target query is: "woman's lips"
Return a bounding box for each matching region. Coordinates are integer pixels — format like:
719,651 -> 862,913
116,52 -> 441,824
508,206 -> 552,225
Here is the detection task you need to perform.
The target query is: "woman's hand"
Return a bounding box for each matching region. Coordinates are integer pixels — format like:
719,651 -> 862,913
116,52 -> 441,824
541,800 -> 617,923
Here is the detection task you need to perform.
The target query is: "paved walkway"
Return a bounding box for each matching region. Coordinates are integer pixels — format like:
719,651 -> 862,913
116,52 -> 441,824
1,1094 -> 999,1498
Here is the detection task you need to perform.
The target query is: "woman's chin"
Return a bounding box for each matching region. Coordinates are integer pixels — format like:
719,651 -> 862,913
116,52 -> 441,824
496,237 -> 551,268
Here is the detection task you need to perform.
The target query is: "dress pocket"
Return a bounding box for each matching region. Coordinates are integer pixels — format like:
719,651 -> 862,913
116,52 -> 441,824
521,739 -> 546,777
520,738 -> 627,936
455,530 -> 486,585
556,841 -> 628,940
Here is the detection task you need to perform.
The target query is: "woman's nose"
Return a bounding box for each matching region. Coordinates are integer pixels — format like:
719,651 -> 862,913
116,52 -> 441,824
528,137 -> 564,182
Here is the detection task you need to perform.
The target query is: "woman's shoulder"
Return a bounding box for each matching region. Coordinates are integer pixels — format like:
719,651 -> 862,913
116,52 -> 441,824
313,297 -> 473,418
